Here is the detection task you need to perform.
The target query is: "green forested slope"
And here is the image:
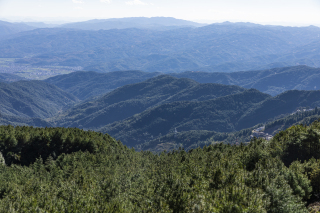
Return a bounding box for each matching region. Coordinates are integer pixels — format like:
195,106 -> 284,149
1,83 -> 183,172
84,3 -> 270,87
237,90 -> 320,129
52,75 -> 246,129
100,90 -> 320,147
0,81 -> 79,118
0,114 -> 52,127
264,107 -> 320,135
100,89 -> 270,146
141,108 -> 320,153
44,70 -> 160,100
172,66 -> 320,96
2,122 -> 320,211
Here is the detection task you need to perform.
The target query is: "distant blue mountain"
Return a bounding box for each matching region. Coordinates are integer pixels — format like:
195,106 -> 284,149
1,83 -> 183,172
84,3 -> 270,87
0,20 -> 35,39
1,21 -> 320,72
60,17 -> 204,31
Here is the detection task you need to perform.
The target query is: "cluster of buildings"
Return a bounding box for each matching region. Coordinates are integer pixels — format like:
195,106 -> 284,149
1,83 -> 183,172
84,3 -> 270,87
250,126 -> 273,141
291,108 -> 314,115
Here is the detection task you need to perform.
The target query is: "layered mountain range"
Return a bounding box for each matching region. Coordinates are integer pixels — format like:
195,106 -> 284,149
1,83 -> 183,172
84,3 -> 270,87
1,65 -> 320,150
1,19 -> 320,73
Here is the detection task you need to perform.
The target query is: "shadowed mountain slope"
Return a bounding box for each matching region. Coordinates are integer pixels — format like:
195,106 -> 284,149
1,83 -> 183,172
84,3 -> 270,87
52,75 -> 246,129
0,114 -> 52,127
100,89 -> 320,147
44,70 -> 160,100
171,66 -> 320,96
0,73 -> 26,83
140,107 -> 320,152
237,90 -> 320,129
44,65 -> 320,99
0,81 -> 79,119
99,89 -> 270,146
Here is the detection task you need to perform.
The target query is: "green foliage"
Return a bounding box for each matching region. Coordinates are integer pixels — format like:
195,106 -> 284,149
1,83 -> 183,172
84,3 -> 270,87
1,124 -> 319,212
0,125 -> 115,166
271,120 -> 320,166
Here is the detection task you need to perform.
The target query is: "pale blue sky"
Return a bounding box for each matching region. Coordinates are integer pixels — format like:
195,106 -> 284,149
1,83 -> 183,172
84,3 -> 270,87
0,0 -> 320,26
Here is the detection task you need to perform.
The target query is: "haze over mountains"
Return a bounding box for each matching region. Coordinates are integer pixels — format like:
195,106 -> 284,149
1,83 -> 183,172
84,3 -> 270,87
1,18 -> 320,74
0,20 -> 35,39
60,17 -> 204,31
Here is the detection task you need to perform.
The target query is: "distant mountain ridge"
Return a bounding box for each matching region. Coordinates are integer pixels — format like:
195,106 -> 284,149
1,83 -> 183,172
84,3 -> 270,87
2,22 -> 320,72
44,70 -> 160,100
0,20 -> 35,39
61,17 -> 204,31
46,65 -> 320,97
172,66 -> 320,96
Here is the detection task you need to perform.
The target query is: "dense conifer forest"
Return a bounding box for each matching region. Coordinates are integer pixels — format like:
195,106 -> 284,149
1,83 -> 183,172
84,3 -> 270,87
1,119 -> 320,212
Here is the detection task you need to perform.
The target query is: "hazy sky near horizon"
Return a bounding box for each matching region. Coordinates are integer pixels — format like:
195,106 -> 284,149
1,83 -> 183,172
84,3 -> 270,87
0,0 -> 320,25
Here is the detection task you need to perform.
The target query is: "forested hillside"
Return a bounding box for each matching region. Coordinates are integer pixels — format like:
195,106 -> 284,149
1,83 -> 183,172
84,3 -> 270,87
45,65 -> 320,98
237,90 -> 320,129
100,89 -> 270,146
52,75 -> 246,129
1,121 -> 320,211
44,70 -> 160,100
100,89 -> 320,147
0,114 -> 52,127
172,65 -> 320,96
0,73 -> 25,83
0,81 -> 78,118
141,108 -> 320,152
